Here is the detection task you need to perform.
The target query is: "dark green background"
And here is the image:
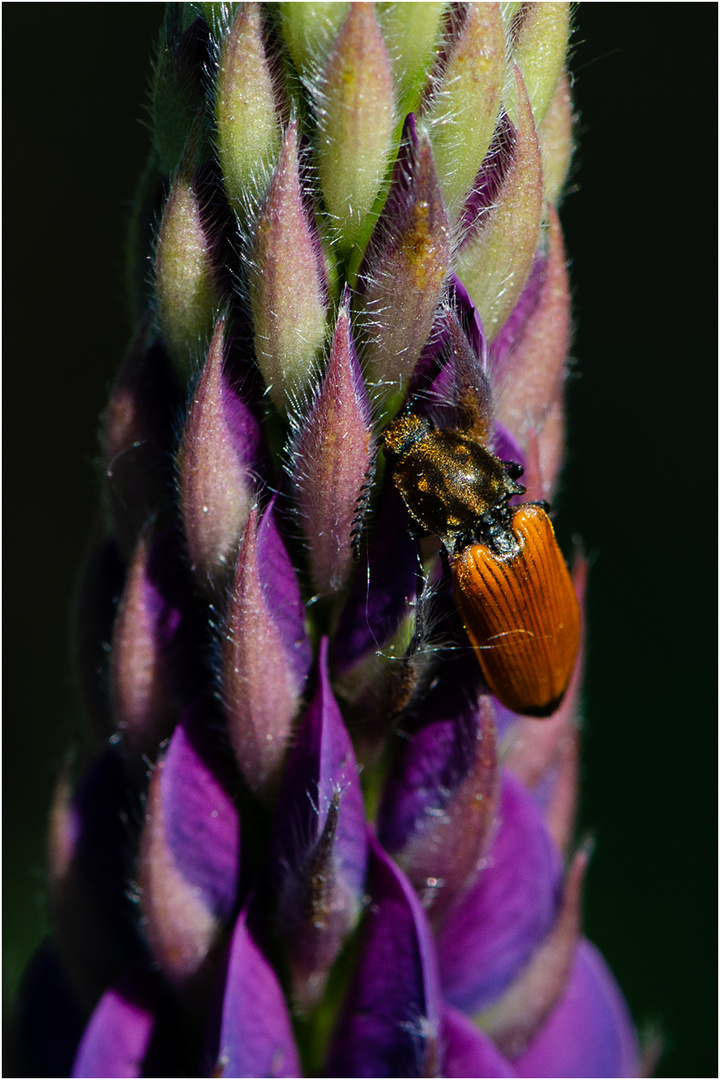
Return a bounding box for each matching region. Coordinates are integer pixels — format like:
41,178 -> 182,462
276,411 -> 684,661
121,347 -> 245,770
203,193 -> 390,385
4,5 -> 717,1076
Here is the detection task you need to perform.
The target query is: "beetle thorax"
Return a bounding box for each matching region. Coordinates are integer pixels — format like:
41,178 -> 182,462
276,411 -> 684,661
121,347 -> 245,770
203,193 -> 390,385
387,423 -> 522,556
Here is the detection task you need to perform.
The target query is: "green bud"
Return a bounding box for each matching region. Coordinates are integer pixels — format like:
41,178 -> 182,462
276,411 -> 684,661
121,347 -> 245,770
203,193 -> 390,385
425,2 -> 505,216
504,2 -> 570,128
376,1 -> 445,121
316,3 -> 395,258
155,155 -> 220,381
216,2 -> 282,211
456,66 -> 543,340
278,1 -> 350,75
250,121 -> 328,413
539,72 -> 573,205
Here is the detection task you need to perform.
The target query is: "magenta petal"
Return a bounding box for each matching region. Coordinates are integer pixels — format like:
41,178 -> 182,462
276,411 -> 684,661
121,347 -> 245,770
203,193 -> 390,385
449,273 -> 485,362
441,1005 -> 516,1078
272,639 -> 367,991
437,771 -> 562,1013
160,698 -> 240,920
274,639 -> 367,894
377,696 -> 498,924
212,908 -> 301,1078
459,111 -> 515,243
254,496 -> 313,684
326,834 -> 442,1078
514,940 -> 640,1078
492,421 -> 526,474
72,969 -> 164,1079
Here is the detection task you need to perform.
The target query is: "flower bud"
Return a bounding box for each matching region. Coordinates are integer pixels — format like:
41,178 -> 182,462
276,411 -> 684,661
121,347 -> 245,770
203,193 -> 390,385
177,316 -> 263,590
215,2 -> 282,210
376,2 -> 444,121
504,2 -> 570,129
220,500 -> 312,797
278,2 -> 349,76
101,323 -> 180,557
424,3 -> 505,215
291,293 -> 373,593
316,3 -> 395,257
250,120 -> 328,414
492,206 -> 571,457
539,72 -> 574,206
456,66 -> 544,340
154,156 -> 222,381
110,528 -> 200,773
356,114 -> 450,406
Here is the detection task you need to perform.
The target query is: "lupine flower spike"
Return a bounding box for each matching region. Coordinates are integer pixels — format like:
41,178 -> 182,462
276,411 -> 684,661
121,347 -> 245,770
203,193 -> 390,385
16,4 -> 642,1078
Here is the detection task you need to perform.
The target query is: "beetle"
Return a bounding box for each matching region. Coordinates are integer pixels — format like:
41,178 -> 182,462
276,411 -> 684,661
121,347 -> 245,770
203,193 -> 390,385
383,411 -> 580,717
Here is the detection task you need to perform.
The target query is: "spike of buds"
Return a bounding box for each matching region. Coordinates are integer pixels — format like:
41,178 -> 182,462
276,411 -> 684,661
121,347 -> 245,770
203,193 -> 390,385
19,8 -> 641,1079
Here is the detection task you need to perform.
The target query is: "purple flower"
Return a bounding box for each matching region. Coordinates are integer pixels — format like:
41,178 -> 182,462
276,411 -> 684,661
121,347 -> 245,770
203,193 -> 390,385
15,5 -> 642,1078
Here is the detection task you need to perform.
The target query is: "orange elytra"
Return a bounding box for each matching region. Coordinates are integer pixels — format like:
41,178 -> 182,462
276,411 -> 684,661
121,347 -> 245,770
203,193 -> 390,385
452,503 -> 580,716
383,412 -> 580,716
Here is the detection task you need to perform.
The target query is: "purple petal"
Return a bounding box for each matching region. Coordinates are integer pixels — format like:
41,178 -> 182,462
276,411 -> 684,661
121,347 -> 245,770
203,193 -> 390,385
492,421 -> 526,474
140,698 -> 240,993
72,968 -> 169,1079
441,1005 -> 515,1079
158,699 -> 240,919
406,274 -> 484,398
458,111 -> 516,245
377,696 -> 498,926
437,771 -> 562,1013
292,293 -> 374,593
221,498 -> 311,796
481,846 -> 588,1058
514,940 -> 640,1078
211,908 -> 301,1078
423,305 -> 493,442
449,273 -> 485,360
271,639 -> 367,1004
255,496 -> 312,685
326,834 -> 441,1077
